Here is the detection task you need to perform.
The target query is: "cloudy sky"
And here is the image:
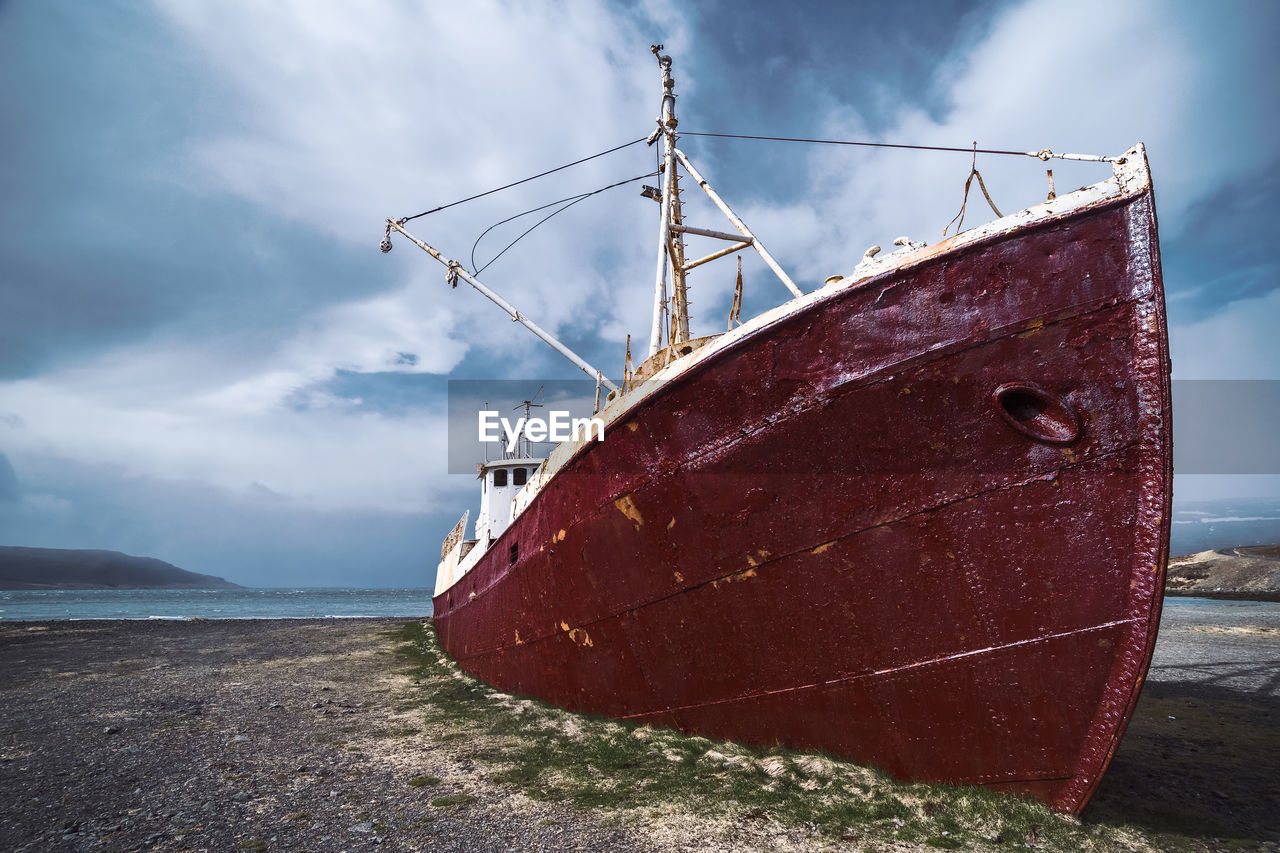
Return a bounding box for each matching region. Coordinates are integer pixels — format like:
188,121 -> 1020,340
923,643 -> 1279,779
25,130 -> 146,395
1,0 -> 1276,587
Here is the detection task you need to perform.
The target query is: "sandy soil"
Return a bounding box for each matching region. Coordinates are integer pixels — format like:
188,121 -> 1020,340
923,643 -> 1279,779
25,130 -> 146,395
1,602 -> 1277,852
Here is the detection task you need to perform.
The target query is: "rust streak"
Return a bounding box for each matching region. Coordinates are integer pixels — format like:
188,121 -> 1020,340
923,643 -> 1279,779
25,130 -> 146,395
621,619 -> 1138,719
452,442 -> 1141,661
614,495 -> 644,528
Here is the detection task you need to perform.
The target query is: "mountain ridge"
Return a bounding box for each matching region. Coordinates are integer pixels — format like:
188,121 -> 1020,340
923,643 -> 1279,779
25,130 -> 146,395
0,546 -> 242,590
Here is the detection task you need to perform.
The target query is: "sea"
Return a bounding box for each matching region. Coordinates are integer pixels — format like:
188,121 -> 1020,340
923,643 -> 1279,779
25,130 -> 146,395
0,588 -> 434,622
1169,496 -> 1280,555
5,496 -> 1277,623
0,587 -> 1259,623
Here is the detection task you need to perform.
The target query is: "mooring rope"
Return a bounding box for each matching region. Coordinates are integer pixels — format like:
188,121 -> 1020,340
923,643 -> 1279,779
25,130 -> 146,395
944,144 -> 1005,237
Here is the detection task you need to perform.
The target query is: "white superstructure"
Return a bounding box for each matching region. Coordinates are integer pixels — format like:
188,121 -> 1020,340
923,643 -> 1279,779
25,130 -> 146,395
475,458 -> 543,541
435,456 -> 544,597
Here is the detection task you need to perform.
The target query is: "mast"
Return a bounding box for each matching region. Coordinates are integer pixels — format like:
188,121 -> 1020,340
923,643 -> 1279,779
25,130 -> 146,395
384,47 -> 802,386
647,46 -> 802,358
669,161 -> 690,345
648,45 -> 679,356
659,48 -> 690,346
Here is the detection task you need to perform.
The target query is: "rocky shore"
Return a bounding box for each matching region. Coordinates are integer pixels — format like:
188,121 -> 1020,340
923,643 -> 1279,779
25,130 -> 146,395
1,602 -> 1277,852
1166,546 -> 1280,602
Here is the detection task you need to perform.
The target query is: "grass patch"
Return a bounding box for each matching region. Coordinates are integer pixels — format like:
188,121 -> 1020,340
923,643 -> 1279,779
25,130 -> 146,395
925,833 -> 965,849
387,622 -> 1170,852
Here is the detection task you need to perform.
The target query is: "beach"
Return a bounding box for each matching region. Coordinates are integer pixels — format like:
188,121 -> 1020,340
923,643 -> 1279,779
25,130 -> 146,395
1,603 -> 1276,852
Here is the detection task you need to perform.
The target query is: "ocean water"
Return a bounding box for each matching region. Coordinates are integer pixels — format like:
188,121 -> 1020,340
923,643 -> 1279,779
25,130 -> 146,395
1163,596 -> 1269,607
0,588 -> 434,622
1169,497 -> 1280,555
0,588 -> 1259,623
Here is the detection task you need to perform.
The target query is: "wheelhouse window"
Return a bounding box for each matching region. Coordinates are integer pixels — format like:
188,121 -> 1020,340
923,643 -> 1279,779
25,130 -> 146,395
513,467 -> 528,486
493,469 -> 508,487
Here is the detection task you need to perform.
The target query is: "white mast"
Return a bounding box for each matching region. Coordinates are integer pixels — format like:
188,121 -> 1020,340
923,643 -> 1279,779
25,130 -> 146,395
648,45 -> 679,356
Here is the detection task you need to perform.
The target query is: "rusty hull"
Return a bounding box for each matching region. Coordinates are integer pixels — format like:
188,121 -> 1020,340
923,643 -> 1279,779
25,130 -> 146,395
433,145 -> 1171,814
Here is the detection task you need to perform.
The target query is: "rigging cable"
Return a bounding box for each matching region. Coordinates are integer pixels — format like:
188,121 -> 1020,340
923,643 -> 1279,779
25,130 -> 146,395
678,131 -> 1117,162
470,171 -> 659,275
398,136 -> 649,224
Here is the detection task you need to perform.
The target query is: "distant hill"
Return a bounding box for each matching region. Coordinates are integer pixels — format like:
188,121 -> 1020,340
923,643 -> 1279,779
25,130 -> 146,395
0,547 -> 242,590
1166,545 -> 1280,602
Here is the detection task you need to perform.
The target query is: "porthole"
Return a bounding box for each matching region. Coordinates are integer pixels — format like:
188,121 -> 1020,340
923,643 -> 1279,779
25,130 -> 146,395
992,382 -> 1081,445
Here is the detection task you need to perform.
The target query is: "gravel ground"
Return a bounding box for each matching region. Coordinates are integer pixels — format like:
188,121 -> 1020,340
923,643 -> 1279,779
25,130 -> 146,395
1146,600 -> 1280,695
1,601 -> 1277,852
1083,599 -> 1280,845
0,619 -> 813,853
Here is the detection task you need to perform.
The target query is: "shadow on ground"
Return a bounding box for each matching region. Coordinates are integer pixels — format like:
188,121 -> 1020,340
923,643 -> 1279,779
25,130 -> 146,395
1085,678 -> 1280,844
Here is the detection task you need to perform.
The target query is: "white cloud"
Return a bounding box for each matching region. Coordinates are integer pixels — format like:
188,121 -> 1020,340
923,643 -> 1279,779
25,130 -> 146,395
0,366 -> 458,512
729,0 -> 1277,380
0,2 -> 695,513
7,0 -> 1274,521
0,257 -> 474,515
155,0 -> 683,347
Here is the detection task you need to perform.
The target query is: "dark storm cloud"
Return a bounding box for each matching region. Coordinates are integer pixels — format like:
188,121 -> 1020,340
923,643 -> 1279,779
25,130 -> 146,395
1162,166 -> 1280,325
0,1 -> 401,380
0,452 -> 19,503
0,452 -> 469,587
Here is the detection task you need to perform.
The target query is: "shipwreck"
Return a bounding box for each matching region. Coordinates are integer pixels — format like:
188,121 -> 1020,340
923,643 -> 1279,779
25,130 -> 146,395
382,47 -> 1171,813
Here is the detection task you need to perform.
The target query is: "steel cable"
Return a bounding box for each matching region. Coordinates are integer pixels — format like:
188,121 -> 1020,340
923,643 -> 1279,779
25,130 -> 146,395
398,137 -> 649,224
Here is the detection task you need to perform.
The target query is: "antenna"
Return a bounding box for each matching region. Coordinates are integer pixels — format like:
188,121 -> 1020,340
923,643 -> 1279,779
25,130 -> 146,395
511,386 -> 545,459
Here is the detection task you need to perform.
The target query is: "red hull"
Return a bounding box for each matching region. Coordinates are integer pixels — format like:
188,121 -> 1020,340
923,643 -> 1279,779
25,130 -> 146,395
434,177 -> 1171,813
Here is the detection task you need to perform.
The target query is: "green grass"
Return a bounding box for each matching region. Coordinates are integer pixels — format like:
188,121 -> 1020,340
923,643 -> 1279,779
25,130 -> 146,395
407,775 -> 442,788
386,622 -> 1192,852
